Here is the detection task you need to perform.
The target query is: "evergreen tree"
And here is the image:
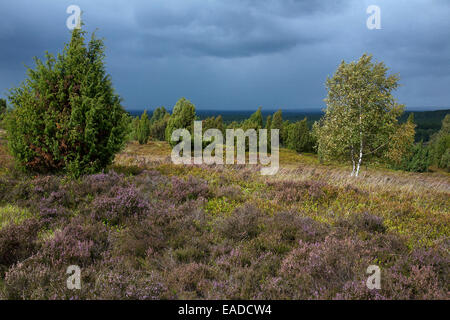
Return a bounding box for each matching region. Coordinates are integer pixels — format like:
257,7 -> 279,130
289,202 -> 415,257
247,107 -> 263,129
149,107 -> 170,141
430,114 -> 450,171
395,142 -> 430,172
137,110 -> 151,145
265,115 -> 272,130
165,98 -> 197,146
0,98 -> 6,120
271,109 -> 283,144
286,118 -> 313,153
130,116 -> 140,141
6,27 -> 128,176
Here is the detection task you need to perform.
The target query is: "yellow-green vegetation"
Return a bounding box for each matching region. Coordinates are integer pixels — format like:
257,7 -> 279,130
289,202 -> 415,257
0,139 -> 448,300
113,140 -> 449,249
0,205 -> 35,230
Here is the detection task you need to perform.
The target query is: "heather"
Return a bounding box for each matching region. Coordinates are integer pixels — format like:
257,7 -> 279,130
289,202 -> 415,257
0,136 -> 448,300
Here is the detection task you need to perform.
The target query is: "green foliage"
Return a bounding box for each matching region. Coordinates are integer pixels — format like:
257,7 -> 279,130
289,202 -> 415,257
314,54 -> 408,175
149,107 -> 170,141
130,116 -> 140,141
165,98 -> 197,146
247,107 -> 263,129
0,99 -> 6,120
271,109 -> 282,130
265,115 -> 272,130
285,118 -> 314,153
385,114 -> 416,166
5,28 -> 128,177
271,109 -> 283,144
429,115 -> 450,171
137,110 -> 151,145
394,142 -> 430,172
281,121 -> 290,147
203,115 -> 224,134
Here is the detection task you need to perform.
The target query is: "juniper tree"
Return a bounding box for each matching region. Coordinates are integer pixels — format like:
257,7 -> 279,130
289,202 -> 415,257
430,114 -> 450,171
0,98 -> 6,119
149,107 -> 170,141
286,118 -> 314,153
137,110 -> 151,145
165,98 -> 197,146
6,27 -> 128,176
314,54 -> 410,176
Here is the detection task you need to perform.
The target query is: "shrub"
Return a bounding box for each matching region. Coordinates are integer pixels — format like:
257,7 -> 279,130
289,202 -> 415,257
137,110 -> 151,145
158,176 -> 210,203
165,98 -> 196,146
217,204 -> 262,241
5,28 -> 128,177
0,219 -> 41,272
394,142 -> 430,172
81,170 -> 124,196
335,212 -> 386,234
91,185 -> 149,225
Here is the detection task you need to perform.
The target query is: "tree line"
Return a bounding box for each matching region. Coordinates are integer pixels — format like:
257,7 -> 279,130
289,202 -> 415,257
1,26 -> 448,177
129,101 -> 314,154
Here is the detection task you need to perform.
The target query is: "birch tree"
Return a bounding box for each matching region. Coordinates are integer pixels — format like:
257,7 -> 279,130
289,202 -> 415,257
314,54 -> 406,176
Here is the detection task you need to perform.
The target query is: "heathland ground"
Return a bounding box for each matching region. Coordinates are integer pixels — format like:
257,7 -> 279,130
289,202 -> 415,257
0,128 -> 448,299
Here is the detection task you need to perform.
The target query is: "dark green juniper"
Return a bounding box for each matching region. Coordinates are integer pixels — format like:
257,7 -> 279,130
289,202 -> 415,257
6,27 -> 128,177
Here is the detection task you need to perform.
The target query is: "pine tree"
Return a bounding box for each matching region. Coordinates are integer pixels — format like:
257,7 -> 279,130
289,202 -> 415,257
6,27 -> 128,176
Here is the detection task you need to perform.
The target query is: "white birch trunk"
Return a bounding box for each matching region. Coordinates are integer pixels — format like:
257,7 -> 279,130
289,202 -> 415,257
356,141 -> 363,177
355,100 -> 363,177
351,147 -> 356,176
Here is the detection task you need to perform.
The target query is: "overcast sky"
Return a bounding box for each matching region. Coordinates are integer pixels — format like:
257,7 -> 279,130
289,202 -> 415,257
0,0 -> 449,111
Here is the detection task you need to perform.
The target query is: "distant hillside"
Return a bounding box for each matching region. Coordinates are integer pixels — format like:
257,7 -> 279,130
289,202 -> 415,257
127,108 -> 449,142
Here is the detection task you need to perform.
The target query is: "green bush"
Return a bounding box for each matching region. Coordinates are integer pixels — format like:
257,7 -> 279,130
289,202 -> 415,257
5,28 -> 128,177
285,118 -> 314,153
0,98 -> 6,121
429,115 -> 450,171
137,110 -> 151,145
165,98 -> 197,146
149,107 -> 170,141
394,142 -> 430,172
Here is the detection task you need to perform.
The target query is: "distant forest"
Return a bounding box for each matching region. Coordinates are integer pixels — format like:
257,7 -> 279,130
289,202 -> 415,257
127,108 -> 449,142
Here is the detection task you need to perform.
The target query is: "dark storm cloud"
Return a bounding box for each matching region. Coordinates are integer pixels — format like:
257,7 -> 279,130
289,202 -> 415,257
0,0 -> 449,110
131,0 -> 349,58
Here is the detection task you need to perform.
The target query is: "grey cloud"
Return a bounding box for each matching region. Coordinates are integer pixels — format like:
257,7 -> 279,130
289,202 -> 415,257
0,0 -> 449,110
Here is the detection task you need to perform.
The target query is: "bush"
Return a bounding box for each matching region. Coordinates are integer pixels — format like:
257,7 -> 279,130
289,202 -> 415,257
149,107 -> 170,141
218,204 -> 262,241
5,28 -> 128,177
91,185 -> 149,225
394,142 -> 430,172
165,98 -> 196,146
137,110 -> 151,145
0,219 -> 41,273
285,118 -> 314,153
